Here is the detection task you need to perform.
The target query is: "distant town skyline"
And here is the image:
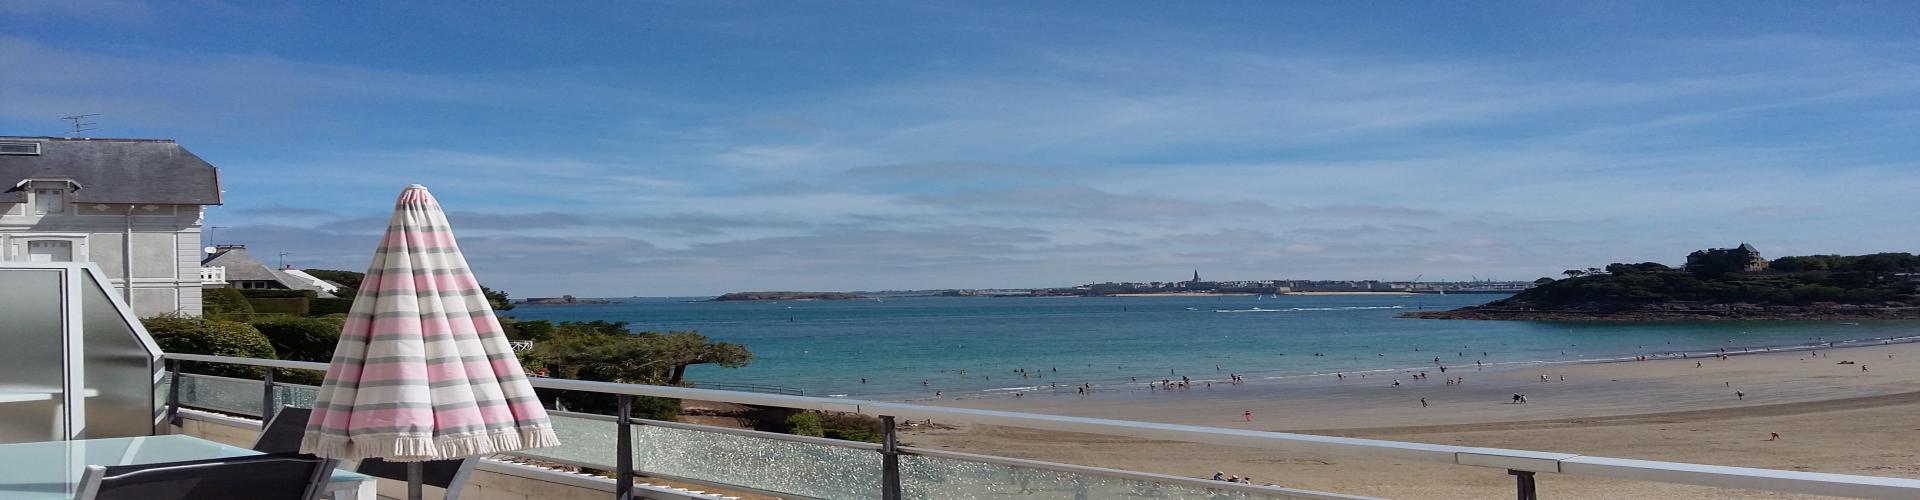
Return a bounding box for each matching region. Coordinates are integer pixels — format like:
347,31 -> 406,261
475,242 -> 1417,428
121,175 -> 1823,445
4,2 -> 1917,296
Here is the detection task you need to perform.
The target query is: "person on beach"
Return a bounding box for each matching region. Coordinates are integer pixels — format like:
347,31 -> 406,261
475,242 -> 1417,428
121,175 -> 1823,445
1768,432 -> 1780,441
1392,379 -> 1401,387
1243,410 -> 1253,422
1862,365 -> 1869,372
1512,393 -> 1523,404
1736,391 -> 1744,400
1421,397 -> 1428,408
1213,472 -> 1226,481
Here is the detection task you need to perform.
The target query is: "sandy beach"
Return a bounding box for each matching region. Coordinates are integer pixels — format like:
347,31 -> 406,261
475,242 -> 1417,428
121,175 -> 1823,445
907,340 -> 1920,498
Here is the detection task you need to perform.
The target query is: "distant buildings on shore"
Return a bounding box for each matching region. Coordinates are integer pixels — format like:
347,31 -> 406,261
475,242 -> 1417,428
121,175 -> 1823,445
872,272 -> 1535,298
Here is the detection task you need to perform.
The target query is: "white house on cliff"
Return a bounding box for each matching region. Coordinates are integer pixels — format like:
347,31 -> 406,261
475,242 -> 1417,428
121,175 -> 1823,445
0,136 -> 222,316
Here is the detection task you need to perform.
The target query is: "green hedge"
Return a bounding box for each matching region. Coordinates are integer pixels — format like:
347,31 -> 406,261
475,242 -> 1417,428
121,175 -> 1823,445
251,317 -> 340,363
310,297 -> 355,316
247,297 -> 310,316
202,288 -> 253,320
251,316 -> 341,385
142,316 -> 276,379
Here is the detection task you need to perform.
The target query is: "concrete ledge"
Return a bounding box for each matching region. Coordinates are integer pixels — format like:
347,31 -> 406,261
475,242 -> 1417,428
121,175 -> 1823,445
1455,448 -> 1579,473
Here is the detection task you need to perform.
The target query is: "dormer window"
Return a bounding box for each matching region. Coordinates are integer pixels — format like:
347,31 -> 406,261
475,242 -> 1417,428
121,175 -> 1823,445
33,188 -> 66,214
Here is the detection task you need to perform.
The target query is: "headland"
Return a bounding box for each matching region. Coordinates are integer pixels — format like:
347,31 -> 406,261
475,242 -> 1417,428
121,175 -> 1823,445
1406,246 -> 1920,321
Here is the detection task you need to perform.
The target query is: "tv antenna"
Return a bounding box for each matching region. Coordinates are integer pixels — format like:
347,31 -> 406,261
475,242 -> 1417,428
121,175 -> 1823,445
60,114 -> 100,136
278,252 -> 294,269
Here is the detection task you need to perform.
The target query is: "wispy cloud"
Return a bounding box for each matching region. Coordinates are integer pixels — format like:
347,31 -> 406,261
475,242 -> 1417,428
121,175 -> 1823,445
7,4 -> 1918,295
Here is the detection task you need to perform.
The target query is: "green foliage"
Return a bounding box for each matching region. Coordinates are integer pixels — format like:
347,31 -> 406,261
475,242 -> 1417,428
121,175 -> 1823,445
1506,252 -> 1920,309
247,297 -> 311,316
784,412 -> 824,437
819,413 -> 885,443
518,324 -> 752,420
251,317 -> 340,362
250,316 -> 341,385
509,319 -> 556,341
482,286 -> 515,311
143,316 -> 276,379
300,269 -> 364,289
201,288 -> 253,320
309,298 -> 355,316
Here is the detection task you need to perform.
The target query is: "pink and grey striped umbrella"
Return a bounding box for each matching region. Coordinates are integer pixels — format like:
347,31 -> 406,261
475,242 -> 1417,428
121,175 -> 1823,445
301,184 -> 558,462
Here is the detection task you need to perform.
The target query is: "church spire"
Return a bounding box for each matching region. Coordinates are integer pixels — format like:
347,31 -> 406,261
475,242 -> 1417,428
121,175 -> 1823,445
1192,269 -> 1201,282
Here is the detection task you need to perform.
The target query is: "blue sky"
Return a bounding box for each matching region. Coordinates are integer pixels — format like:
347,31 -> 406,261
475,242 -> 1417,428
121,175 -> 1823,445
4,1 -> 1918,296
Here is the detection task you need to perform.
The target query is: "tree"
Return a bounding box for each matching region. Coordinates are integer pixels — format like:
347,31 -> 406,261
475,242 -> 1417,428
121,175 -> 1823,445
516,323 -> 753,418
483,286 -> 515,311
1562,269 -> 1586,278
1534,277 -> 1555,285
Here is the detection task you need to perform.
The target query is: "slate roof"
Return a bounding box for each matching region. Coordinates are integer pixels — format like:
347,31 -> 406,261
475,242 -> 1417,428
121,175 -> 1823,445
201,247 -> 283,281
0,136 -> 222,205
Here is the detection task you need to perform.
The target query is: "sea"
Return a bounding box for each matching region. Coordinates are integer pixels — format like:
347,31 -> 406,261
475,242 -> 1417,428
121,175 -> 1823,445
506,294 -> 1920,400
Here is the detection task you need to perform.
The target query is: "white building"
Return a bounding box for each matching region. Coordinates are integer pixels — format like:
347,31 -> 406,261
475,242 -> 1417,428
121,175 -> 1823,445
0,136 -> 223,317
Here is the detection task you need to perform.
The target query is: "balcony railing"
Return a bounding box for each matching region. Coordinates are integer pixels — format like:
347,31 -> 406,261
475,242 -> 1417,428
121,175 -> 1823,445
199,266 -> 226,285
158,352 -> 1920,500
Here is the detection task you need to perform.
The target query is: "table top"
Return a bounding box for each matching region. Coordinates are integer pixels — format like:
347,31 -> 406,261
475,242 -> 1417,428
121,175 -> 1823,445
0,435 -> 372,499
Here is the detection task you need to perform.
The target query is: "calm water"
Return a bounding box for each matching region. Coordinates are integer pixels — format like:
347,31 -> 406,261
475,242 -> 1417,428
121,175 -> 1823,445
507,294 -> 1920,400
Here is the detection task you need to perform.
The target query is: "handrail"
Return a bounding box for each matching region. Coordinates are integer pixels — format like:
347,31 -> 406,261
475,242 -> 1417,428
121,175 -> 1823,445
160,352 -> 1920,499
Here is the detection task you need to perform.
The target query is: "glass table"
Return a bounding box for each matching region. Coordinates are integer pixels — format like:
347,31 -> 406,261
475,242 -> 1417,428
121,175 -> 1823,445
0,435 -> 375,499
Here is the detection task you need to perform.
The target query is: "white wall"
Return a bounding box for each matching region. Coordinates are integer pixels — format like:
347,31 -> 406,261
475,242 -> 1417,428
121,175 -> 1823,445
0,202 -> 206,317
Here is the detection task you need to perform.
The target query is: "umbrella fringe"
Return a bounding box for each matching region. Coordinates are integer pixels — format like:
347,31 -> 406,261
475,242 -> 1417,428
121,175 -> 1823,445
303,426 -> 561,461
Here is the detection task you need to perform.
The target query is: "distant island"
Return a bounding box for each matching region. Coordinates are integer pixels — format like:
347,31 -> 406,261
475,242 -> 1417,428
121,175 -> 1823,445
520,294 -> 613,305
1405,244 -> 1920,321
710,291 -> 869,301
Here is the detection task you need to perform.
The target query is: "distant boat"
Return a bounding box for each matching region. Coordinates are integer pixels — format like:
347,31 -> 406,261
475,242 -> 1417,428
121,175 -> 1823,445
1839,322 -> 1860,326
1185,307 -> 1199,311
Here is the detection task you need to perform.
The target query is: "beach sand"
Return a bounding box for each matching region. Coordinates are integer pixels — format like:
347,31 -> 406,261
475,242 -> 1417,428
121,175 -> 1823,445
907,341 -> 1920,498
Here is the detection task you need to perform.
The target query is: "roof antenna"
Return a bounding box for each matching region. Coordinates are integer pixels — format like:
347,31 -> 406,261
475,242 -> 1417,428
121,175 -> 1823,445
60,114 -> 100,136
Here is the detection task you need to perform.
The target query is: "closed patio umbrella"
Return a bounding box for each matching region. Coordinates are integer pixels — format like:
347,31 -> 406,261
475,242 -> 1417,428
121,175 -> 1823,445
302,184 -> 559,499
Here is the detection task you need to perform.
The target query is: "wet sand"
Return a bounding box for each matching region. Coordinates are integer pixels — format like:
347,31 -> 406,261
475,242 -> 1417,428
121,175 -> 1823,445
906,341 -> 1920,498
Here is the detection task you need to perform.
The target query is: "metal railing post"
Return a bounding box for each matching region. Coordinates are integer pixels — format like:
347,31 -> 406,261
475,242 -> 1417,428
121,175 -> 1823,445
165,359 -> 183,428
260,368 -> 276,425
616,395 -> 633,500
881,415 -> 901,500
1510,470 -> 1537,500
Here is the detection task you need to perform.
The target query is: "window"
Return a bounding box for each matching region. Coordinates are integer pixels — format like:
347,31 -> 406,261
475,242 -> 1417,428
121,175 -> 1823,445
32,189 -> 64,214
27,241 -> 73,262
0,142 -> 39,155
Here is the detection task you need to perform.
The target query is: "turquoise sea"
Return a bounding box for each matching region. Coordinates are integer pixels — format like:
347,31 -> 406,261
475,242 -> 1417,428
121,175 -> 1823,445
506,294 -> 1920,400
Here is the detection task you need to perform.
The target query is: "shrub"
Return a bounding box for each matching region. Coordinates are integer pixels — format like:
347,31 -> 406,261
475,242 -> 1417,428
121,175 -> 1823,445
785,412 -> 824,437
252,316 -> 341,385
819,413 -> 886,443
202,288 -> 253,320
510,320 -> 556,341
251,317 -> 341,363
143,316 -> 276,379
247,297 -> 311,316
309,297 -> 355,316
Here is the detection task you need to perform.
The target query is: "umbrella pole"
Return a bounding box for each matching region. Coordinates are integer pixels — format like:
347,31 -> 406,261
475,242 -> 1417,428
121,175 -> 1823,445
407,462 -> 424,500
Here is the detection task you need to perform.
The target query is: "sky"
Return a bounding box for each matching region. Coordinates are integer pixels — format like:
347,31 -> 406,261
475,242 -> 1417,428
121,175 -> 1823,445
3,1 -> 1918,297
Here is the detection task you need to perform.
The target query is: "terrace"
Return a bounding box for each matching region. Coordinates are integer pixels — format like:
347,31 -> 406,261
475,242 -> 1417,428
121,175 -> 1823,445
7,261 -> 1920,499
